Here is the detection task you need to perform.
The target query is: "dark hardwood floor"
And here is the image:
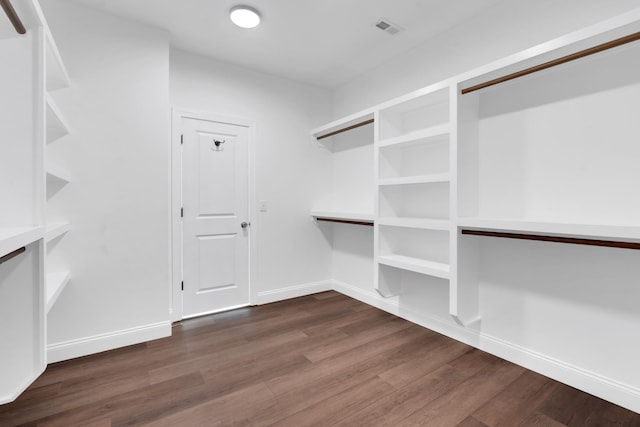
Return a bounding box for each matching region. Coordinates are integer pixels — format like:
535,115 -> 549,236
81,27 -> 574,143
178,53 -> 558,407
1,291 -> 639,426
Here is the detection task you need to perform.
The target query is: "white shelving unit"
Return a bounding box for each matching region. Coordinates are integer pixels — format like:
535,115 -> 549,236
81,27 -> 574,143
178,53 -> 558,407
0,0 -> 47,405
0,0 -> 73,404
374,83 -> 454,298
43,13 -> 71,317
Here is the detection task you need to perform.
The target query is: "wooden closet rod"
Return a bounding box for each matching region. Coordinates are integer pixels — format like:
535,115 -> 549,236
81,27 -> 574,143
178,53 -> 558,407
316,218 -> 373,227
0,0 -> 26,35
461,229 -> 640,250
0,247 -> 26,265
316,118 -> 374,140
461,31 -> 640,95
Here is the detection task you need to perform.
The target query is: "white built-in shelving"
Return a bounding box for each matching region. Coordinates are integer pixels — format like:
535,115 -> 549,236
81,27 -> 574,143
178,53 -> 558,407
43,14 -> 71,317
0,0 -> 74,404
0,0 -> 47,405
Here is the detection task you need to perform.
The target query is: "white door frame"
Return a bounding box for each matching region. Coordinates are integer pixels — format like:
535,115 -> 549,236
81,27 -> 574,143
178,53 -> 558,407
170,108 -> 257,322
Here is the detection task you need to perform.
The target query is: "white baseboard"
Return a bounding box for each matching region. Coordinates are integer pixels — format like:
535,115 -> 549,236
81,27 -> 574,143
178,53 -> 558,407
255,280 -> 333,305
331,279 -> 640,414
47,321 -> 172,364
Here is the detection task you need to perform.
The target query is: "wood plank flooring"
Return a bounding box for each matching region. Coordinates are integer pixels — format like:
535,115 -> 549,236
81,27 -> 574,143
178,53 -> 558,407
1,291 -> 639,426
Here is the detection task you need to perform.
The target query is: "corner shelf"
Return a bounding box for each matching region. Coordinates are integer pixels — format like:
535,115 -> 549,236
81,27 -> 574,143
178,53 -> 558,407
378,254 -> 450,280
45,271 -> 70,313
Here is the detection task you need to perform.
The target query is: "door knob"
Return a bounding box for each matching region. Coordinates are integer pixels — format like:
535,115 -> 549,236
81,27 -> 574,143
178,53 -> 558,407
241,221 -> 251,229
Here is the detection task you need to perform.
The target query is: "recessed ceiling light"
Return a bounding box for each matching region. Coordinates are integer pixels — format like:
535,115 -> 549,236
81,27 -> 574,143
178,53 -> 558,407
230,6 -> 261,29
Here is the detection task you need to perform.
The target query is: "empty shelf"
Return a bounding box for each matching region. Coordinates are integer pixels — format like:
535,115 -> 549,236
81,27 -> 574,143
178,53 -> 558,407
46,271 -> 70,313
0,227 -> 44,258
311,210 -> 374,226
378,217 -> 450,230
377,123 -> 450,148
458,218 -> 640,243
378,254 -> 450,279
311,111 -> 375,140
378,173 -> 450,186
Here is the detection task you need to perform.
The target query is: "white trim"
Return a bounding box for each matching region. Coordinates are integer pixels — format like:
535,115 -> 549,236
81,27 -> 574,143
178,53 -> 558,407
255,280 -> 333,305
0,366 -> 46,405
47,321 -> 171,364
170,108 -> 257,321
331,279 -> 640,414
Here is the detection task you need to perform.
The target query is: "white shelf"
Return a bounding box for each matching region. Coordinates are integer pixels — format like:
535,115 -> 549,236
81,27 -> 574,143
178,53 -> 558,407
378,254 -> 450,280
0,227 -> 44,258
46,163 -> 71,184
311,111 -> 374,139
46,222 -> 70,242
311,210 -> 374,224
45,30 -> 70,91
378,217 -> 450,230
377,123 -> 450,148
46,271 -> 70,313
46,94 -> 70,143
458,217 -> 640,243
378,173 -> 450,186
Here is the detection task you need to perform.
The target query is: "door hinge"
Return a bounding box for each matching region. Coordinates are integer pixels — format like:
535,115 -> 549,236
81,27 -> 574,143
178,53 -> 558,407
181,134 -> 184,145
181,281 -> 184,291
181,207 -> 184,218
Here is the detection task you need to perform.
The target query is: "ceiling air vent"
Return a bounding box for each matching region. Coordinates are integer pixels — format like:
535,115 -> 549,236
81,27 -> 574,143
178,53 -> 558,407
375,18 -> 404,36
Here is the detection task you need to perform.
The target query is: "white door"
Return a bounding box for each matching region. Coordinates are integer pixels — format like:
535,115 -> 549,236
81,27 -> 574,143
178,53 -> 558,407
182,117 -> 250,318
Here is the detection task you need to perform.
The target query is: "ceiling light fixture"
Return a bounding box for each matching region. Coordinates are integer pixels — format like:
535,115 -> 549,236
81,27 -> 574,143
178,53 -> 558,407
230,5 -> 261,29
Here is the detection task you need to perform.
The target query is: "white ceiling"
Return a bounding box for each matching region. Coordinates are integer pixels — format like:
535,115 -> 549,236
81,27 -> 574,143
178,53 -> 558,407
66,0 -> 506,88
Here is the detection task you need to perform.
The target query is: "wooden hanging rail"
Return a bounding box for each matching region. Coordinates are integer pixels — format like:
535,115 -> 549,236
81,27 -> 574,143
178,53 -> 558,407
0,0 -> 26,35
0,246 -> 26,264
316,217 -> 373,227
461,31 -> 640,94
316,118 -> 374,140
461,229 -> 640,250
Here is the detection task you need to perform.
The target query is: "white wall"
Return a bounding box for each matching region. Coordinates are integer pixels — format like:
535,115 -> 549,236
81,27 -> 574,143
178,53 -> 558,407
333,0 -> 640,117
42,1 -> 171,361
170,49 -> 334,303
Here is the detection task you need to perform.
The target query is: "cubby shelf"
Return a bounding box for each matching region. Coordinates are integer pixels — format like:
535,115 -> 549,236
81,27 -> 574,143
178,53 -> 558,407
377,123 -> 450,148
458,217 -> 640,243
46,94 -> 70,143
45,271 -> 70,313
0,227 -> 44,258
378,254 -> 450,280
378,217 -> 449,230
45,222 -> 70,242
378,173 -> 450,186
